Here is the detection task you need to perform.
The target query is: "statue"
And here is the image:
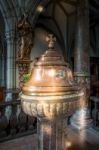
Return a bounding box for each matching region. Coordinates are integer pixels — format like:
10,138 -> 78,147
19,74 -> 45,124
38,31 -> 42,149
17,14 -> 34,60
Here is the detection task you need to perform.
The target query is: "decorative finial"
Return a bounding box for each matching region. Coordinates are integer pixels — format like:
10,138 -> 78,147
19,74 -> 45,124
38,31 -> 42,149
46,34 -> 56,48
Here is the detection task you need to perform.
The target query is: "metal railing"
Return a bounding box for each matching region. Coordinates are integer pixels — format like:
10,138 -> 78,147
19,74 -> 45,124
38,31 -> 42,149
0,99 -> 37,142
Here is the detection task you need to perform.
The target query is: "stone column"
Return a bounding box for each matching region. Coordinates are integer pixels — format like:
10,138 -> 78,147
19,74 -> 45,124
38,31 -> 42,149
4,29 -> 17,120
5,29 -> 16,101
71,0 -> 92,129
37,117 -> 67,150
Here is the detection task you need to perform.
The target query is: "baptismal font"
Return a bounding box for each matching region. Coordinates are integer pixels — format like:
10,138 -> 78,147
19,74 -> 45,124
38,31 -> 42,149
20,34 -> 83,150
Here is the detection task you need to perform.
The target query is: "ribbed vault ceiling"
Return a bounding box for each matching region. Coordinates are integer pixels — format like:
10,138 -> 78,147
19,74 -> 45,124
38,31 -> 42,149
0,0 -> 99,56
0,0 -> 99,26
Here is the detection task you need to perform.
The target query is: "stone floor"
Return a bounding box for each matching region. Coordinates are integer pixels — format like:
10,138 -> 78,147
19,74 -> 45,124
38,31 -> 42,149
0,134 -> 37,150
0,126 -> 99,150
67,126 -> 99,150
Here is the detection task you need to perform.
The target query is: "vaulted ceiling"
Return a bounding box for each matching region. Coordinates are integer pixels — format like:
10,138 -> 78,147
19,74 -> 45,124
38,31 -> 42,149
0,0 -> 99,28
0,0 -> 99,57
35,0 -> 76,58
35,0 -> 99,57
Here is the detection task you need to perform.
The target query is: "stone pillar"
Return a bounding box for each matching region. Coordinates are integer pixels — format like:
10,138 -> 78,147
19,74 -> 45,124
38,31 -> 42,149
71,0 -> 92,129
74,0 -> 90,76
4,29 -> 17,120
74,0 -> 90,105
37,117 -> 67,150
5,29 -> 16,101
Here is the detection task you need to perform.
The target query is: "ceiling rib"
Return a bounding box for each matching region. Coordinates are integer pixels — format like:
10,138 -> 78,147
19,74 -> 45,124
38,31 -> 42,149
61,0 -> 77,6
